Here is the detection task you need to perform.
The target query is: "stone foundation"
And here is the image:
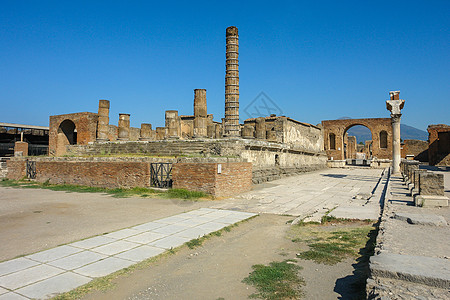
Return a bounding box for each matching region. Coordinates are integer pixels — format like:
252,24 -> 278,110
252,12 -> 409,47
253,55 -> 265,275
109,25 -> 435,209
67,139 -> 327,170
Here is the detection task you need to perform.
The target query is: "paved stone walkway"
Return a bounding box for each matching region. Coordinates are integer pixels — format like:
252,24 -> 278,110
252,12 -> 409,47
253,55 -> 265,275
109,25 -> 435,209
0,208 -> 256,300
213,168 -> 385,220
367,171 -> 450,299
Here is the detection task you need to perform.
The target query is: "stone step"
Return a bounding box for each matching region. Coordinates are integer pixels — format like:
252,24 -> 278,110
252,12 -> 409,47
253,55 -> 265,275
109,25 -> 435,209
370,252 -> 450,288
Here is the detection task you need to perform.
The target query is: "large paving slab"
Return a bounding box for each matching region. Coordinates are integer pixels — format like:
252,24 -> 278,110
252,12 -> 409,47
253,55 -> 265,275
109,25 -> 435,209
0,208 -> 257,299
213,168 -> 385,220
370,252 -> 450,288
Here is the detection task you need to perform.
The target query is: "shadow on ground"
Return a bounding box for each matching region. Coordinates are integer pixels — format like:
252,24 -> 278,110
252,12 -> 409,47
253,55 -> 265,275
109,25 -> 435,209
334,223 -> 378,299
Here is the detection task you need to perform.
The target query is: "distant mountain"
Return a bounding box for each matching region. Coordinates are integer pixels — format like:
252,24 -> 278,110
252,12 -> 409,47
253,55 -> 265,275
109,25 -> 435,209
341,119 -> 428,143
401,124 -> 428,141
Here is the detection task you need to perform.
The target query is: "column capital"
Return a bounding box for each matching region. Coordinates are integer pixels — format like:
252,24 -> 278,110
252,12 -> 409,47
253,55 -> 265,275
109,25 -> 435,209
386,99 -> 405,115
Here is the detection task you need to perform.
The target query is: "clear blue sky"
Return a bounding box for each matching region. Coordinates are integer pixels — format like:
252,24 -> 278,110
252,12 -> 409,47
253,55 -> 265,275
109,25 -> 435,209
1,0 -> 448,131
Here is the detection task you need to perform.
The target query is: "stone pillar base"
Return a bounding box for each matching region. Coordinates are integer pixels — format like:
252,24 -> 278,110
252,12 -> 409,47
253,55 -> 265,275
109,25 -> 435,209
415,195 -> 449,207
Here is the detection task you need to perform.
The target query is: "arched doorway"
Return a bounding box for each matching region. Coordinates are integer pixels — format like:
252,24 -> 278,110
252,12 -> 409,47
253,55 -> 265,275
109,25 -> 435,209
56,120 -> 77,156
343,125 -> 373,162
322,118 -> 392,161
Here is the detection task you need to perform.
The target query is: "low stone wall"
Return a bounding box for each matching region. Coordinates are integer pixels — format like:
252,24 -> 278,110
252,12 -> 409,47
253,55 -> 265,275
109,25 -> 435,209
6,157 -> 251,197
326,160 -> 345,168
37,161 -> 151,188
0,157 -> 10,179
5,159 -> 25,180
252,165 -> 325,184
172,162 -> 252,197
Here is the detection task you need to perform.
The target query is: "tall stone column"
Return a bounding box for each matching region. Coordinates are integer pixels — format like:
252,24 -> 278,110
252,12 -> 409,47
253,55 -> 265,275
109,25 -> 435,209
165,110 -> 181,139
96,99 -> 110,141
118,113 -> 130,140
193,89 -> 207,138
386,91 -> 405,174
255,117 -> 266,140
139,123 -> 152,141
224,26 -> 240,137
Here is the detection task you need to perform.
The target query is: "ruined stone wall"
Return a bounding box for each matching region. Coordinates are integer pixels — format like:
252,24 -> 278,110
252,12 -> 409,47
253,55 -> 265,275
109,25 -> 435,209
172,162 -> 252,197
129,127 -> 140,141
108,125 -> 118,141
401,139 -> 428,162
180,116 -> 194,138
428,124 -> 450,166
49,112 -> 98,156
282,118 -> 323,153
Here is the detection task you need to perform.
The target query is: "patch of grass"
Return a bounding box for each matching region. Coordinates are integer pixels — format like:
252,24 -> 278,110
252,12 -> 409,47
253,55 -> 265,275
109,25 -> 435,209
186,238 -> 203,249
165,188 -> 207,200
0,179 -> 210,201
243,260 -> 304,300
320,215 -> 373,224
292,225 -> 374,265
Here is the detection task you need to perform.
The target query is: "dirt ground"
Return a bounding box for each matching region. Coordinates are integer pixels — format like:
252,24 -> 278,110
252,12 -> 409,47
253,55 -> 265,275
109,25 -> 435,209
81,215 -> 367,300
0,186 -> 209,261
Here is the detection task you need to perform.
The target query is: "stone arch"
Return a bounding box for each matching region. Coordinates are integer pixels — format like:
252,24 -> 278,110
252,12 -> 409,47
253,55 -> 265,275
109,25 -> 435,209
49,112 -> 99,156
56,119 -> 77,156
343,124 -> 373,159
321,118 -> 392,160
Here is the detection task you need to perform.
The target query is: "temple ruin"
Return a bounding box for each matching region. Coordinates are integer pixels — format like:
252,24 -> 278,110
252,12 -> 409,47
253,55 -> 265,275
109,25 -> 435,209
7,26 -> 329,196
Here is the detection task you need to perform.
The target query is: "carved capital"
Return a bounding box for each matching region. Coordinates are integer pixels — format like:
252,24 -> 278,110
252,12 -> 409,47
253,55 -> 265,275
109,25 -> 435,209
386,99 -> 405,115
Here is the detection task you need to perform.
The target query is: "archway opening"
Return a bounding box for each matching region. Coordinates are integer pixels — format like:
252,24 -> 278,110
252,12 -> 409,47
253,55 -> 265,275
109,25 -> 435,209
344,125 -> 373,160
56,120 -> 77,155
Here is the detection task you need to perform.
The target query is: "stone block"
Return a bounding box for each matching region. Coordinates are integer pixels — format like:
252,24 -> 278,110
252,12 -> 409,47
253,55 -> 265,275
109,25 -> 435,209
419,173 -> 445,196
415,195 -> 449,207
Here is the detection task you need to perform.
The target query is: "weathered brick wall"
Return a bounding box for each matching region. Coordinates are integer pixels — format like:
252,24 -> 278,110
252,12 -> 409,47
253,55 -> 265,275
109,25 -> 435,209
14,142 -> 28,156
172,162 -> 252,197
215,162 -> 252,197
34,161 -> 151,188
428,124 -> 450,166
49,112 -> 98,156
6,160 -> 26,180
401,139 -> 428,161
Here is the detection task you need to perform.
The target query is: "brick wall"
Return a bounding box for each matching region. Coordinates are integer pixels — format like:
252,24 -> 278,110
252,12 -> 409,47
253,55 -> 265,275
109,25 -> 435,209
34,161 -> 151,188
428,124 -> 450,166
401,139 -> 428,161
49,112 -> 98,156
6,160 -> 26,180
14,142 -> 28,156
172,162 -> 252,197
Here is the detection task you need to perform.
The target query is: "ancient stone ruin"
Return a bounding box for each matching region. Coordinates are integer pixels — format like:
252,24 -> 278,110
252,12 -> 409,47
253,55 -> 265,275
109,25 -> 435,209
7,26 -> 329,196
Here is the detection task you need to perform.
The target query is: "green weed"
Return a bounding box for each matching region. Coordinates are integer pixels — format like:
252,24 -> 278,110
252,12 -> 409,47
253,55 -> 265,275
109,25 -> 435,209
243,260 -> 304,300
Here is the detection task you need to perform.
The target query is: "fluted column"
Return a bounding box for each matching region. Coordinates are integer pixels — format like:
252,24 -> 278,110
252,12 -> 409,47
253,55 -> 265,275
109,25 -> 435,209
224,26 -> 240,137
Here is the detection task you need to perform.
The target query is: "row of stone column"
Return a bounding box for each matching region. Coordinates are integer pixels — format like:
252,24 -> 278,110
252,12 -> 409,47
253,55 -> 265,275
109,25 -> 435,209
97,100 -> 157,141
241,117 -> 277,141
95,88 -> 215,141
400,159 -> 448,207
